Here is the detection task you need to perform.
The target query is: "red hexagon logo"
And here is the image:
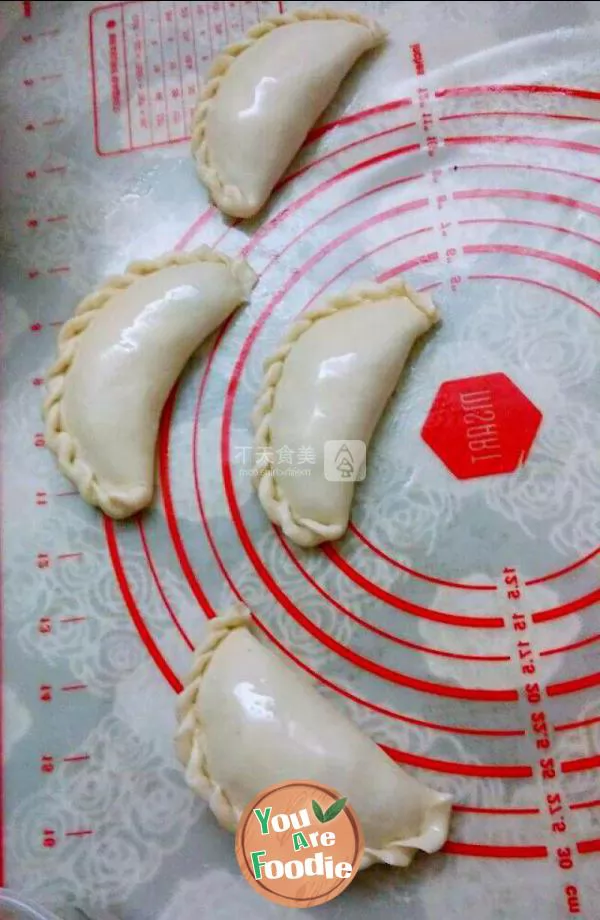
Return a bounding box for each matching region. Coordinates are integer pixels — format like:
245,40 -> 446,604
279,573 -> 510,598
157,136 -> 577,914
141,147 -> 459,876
421,373 -> 542,480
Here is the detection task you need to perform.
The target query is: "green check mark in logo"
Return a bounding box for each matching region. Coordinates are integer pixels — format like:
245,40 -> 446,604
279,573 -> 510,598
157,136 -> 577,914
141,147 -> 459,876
312,797 -> 348,823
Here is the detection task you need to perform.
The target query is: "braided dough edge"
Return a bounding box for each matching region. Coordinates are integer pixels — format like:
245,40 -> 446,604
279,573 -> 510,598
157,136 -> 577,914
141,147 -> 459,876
251,278 -> 439,547
191,7 -> 385,217
43,246 -> 256,519
174,605 -> 252,831
174,605 -> 453,864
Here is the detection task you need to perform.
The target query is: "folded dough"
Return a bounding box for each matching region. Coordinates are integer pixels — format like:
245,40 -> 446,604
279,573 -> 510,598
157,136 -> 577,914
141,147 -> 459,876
175,608 -> 452,869
192,8 -> 385,218
44,247 -> 256,519
252,279 -> 439,546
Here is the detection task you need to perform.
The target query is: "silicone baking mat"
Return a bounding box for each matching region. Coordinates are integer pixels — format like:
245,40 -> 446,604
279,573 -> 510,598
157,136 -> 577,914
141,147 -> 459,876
2,1 -> 600,917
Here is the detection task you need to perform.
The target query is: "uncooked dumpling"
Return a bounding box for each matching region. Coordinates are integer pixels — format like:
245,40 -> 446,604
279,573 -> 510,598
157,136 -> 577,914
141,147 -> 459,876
44,247 -> 256,519
252,279 -> 439,547
192,8 -> 384,218
175,608 -> 452,869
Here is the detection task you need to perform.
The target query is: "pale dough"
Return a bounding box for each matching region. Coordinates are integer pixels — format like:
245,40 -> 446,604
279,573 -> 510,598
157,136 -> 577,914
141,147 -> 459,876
44,247 -> 256,518
175,608 -> 452,869
191,8 -> 385,218
252,279 -> 439,546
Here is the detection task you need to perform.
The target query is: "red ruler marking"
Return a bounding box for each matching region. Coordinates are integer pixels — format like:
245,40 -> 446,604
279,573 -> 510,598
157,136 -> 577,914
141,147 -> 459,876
409,40 -> 464,308
119,6 -> 134,150
89,1 -> 280,155
503,567 -> 583,904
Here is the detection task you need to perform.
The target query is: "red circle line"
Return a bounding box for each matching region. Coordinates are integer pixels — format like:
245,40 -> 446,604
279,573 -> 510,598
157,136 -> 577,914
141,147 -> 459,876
240,243 -> 600,640
436,83 -> 600,102
156,109 -> 600,720
210,172 -> 509,627
383,745 -> 531,778
446,133 -> 600,157
186,217 -> 600,720
277,531 -> 509,663
455,161 -> 600,185
237,210 -> 493,594
348,523 -> 496,593
233,207 -> 600,626
114,411 -> 529,743
181,324 -> 525,735
324,543 -> 504,629
453,804 -> 540,816
460,217 -> 600,250
454,186 -> 600,220
185,217 -> 600,688
442,841 -> 548,860
177,103 -> 417,253
526,545 -> 600,588
539,633 -> 600,659
99,90 -> 596,808
104,517 -> 183,693
159,390 -> 216,622
137,518 -> 193,651
440,110 -> 600,125
218,250 -> 517,700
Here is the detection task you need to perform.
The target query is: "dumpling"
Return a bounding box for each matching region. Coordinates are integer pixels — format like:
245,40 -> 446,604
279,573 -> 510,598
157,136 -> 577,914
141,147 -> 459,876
44,247 -> 256,519
175,607 -> 452,869
191,8 -> 385,218
252,278 -> 439,547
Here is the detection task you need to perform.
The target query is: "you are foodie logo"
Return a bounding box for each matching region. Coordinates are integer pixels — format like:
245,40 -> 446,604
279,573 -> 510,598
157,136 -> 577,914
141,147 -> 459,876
235,780 -> 364,908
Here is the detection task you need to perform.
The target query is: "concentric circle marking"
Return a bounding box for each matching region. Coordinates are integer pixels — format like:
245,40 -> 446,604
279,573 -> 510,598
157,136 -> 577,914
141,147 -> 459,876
104,90 -> 600,852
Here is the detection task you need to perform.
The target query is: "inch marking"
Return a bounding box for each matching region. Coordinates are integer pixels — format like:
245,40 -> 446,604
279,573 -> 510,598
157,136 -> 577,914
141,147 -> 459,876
60,683 -> 87,693
62,754 -> 90,764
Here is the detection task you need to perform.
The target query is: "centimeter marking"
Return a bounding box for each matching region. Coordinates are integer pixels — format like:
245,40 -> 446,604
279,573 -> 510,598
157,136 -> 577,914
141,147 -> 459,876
504,568 -> 582,915
409,41 -> 463,302
15,5 -> 97,866
411,35 -> 587,916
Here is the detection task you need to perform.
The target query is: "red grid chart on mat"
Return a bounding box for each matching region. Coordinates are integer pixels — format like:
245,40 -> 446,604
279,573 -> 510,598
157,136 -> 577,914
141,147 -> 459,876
89,1 -> 282,155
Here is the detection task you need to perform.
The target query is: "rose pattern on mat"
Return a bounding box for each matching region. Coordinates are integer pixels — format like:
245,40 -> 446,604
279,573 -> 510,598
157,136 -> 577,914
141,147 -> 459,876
3,2 -> 600,918
7,714 -> 201,910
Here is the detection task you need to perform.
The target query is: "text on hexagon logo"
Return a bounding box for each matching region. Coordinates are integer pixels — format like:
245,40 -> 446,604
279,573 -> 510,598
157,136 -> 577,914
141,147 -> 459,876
421,372 -> 542,480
